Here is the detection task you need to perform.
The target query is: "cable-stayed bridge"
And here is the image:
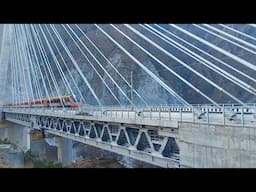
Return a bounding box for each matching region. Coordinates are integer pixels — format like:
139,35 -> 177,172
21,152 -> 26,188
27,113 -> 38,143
1,24 -> 256,168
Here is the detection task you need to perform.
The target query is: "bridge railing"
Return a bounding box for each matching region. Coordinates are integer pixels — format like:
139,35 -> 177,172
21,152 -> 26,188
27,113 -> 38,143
2,103 -> 256,127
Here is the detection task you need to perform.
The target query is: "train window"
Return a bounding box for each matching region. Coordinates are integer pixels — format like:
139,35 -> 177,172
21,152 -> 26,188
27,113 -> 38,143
62,98 -> 68,103
52,99 -> 61,103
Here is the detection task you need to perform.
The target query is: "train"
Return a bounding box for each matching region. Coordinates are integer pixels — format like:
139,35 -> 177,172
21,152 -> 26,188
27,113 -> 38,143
3,95 -> 81,108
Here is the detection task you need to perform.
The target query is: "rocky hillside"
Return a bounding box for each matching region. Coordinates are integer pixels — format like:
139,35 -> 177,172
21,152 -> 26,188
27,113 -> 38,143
4,24 -> 256,105
44,24 -> 256,105
67,157 -> 124,168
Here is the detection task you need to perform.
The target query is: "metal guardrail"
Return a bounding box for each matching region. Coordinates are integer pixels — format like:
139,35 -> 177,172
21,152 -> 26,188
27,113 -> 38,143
2,103 -> 256,127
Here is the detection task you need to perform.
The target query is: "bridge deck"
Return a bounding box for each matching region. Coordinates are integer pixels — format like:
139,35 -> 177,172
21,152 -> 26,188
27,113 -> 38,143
3,105 -> 256,128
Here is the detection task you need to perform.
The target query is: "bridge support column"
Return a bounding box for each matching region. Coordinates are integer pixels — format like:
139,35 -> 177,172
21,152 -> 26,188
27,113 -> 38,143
57,137 -> 73,165
0,120 -> 30,151
179,122 -> 256,168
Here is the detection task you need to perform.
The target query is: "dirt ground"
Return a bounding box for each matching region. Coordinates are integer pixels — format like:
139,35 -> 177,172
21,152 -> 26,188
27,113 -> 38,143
67,157 -> 125,168
0,162 -> 11,168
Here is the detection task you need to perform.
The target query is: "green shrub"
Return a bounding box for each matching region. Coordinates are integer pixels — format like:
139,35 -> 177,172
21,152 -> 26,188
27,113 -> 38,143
0,138 -> 11,144
24,150 -> 62,168
24,150 -> 40,163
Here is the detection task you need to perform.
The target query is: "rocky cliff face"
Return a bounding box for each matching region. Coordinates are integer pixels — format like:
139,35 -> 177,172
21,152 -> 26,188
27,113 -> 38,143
44,24 -> 256,105
3,24 -> 256,105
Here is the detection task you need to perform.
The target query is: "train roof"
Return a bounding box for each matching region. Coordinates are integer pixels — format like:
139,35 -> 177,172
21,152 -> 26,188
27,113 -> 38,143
4,95 -> 73,105
41,95 -> 72,100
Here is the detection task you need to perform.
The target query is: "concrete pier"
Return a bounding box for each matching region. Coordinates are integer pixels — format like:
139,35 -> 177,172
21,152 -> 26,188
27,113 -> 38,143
0,120 -> 30,151
57,137 -> 73,165
179,122 -> 256,168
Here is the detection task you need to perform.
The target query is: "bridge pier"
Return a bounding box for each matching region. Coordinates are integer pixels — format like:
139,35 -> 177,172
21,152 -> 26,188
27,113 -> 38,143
0,120 -> 30,151
57,137 -> 73,165
179,122 -> 256,168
